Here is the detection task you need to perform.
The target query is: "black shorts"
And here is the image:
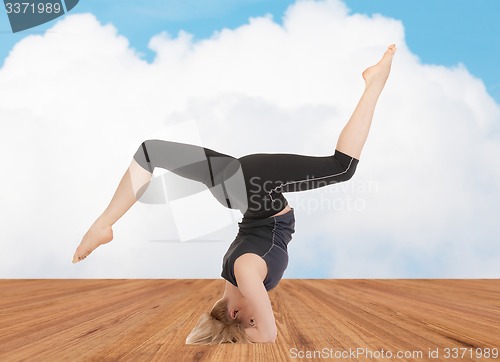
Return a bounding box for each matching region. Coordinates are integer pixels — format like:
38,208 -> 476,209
134,139 -> 358,219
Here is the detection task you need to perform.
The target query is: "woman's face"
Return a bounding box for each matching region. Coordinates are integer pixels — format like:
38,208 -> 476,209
228,297 -> 256,328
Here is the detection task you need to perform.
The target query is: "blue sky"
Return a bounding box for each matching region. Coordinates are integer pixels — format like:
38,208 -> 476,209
1,0 -> 499,101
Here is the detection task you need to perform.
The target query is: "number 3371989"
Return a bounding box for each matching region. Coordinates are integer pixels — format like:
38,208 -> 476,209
5,2 -> 62,14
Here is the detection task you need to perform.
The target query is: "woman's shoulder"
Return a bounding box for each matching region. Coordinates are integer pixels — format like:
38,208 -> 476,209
234,253 -> 268,285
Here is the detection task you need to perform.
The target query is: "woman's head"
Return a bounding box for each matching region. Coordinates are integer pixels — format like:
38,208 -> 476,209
185,298 -> 250,344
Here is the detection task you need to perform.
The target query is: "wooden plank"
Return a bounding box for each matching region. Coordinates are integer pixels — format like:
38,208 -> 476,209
0,280 -> 498,361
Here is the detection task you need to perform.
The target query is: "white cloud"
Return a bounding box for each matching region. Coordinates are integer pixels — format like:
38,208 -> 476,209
0,0 -> 499,278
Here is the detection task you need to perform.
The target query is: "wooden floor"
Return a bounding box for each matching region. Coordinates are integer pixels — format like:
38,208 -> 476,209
0,280 -> 499,361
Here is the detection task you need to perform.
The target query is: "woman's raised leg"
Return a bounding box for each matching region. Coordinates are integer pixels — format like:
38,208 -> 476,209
335,44 -> 396,159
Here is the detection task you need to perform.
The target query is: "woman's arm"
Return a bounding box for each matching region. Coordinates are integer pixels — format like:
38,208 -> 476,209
234,253 -> 277,343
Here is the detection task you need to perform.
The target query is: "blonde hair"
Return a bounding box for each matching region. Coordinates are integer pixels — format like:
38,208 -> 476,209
185,298 -> 250,344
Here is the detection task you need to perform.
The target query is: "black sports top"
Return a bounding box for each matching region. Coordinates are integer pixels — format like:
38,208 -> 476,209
221,209 -> 295,291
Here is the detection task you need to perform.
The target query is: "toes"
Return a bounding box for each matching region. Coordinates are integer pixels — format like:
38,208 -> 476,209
72,252 -> 82,263
72,254 -> 88,263
72,247 -> 90,263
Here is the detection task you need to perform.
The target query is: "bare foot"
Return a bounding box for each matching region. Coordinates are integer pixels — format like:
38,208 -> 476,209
362,44 -> 397,89
72,220 -> 113,263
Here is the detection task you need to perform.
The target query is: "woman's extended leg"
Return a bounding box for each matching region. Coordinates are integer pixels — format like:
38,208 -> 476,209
72,140 -> 236,263
236,45 -> 397,217
72,159 -> 153,263
335,44 -> 396,159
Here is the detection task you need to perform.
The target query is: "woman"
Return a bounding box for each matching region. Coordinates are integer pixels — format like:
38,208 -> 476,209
73,44 -> 397,344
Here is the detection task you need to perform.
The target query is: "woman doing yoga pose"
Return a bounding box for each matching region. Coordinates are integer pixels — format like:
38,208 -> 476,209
72,44 -> 397,344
